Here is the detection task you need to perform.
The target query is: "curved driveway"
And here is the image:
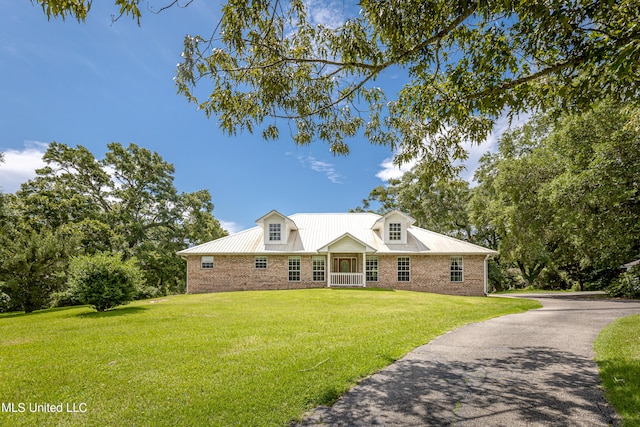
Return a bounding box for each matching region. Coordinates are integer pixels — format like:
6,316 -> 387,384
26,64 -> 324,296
299,293 -> 640,426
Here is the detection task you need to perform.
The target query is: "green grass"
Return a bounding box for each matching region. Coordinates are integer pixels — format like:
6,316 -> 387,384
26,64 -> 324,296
594,314 -> 640,427
0,289 -> 540,426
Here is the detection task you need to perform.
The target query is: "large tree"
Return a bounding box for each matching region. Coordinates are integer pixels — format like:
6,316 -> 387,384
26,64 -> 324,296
1,142 -> 226,311
470,102 -> 640,289
175,0 -> 640,178
355,164 -> 473,241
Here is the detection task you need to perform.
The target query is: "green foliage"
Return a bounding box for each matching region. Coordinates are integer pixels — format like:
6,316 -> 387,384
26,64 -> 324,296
0,226 -> 77,313
355,166 -> 474,241
176,0 -> 640,179
468,101 -> 640,290
13,142 -> 226,299
32,0 -> 143,23
595,314 -> 640,426
68,252 -> 145,311
0,290 -> 539,426
607,267 -> 640,299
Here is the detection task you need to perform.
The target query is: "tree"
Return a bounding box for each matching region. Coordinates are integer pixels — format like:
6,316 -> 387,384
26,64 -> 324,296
68,252 -> 144,311
470,101 -> 640,290
32,0 -> 192,23
469,117 -> 561,288
176,0 -> 640,178
540,102 -> 640,287
0,222 -> 78,313
355,164 -> 473,240
13,142 -> 226,297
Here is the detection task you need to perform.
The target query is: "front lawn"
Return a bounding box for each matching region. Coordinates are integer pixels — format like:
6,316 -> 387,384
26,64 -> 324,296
594,314 -> 640,427
0,289 -> 539,426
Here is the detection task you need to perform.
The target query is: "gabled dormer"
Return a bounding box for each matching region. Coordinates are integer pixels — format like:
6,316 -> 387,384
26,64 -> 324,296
372,210 -> 415,245
255,210 -> 298,245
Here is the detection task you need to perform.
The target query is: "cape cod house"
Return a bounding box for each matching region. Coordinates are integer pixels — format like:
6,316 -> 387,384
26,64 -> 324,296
178,210 -> 498,296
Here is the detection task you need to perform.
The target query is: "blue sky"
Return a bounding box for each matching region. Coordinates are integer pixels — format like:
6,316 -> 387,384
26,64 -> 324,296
0,1 -> 512,233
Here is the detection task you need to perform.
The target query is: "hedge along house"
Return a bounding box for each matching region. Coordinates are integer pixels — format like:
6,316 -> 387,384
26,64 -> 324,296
178,210 -> 498,296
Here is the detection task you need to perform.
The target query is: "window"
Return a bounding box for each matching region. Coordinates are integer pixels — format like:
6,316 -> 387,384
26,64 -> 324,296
312,257 -> 325,282
255,256 -> 267,269
366,257 -> 378,282
389,223 -> 402,241
269,223 -> 281,241
288,257 -> 301,281
451,256 -> 464,282
201,256 -> 214,269
397,257 -> 410,282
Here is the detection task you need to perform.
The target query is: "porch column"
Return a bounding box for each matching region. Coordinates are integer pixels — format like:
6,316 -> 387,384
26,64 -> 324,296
362,251 -> 367,287
327,251 -> 331,287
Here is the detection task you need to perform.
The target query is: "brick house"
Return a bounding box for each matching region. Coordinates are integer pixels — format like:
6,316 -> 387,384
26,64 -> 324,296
178,210 -> 498,296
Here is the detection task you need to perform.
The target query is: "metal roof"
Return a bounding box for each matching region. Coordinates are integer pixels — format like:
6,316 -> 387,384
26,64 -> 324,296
178,212 -> 498,256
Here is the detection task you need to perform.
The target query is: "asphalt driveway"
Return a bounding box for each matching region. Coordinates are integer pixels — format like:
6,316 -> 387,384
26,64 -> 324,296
298,292 -> 640,426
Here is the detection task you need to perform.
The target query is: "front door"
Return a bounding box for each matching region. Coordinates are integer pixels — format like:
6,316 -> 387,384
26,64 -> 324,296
339,258 -> 352,273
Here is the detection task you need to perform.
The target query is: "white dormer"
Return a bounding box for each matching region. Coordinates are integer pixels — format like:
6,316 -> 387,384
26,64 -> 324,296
255,210 -> 298,245
372,210 -> 415,245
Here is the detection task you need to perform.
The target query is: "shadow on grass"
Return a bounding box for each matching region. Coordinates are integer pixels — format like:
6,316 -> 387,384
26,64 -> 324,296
77,306 -> 148,318
598,357 -> 640,425
0,306 -> 83,320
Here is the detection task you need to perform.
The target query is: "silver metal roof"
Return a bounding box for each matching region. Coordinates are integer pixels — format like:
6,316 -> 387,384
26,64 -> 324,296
178,212 -> 498,256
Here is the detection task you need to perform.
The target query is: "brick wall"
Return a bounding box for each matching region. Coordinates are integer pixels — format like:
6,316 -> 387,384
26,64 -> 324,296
185,255 -> 325,293
372,255 -> 486,296
185,254 -> 486,296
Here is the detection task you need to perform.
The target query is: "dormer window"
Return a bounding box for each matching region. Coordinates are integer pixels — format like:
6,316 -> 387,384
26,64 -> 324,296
269,223 -> 281,241
389,223 -> 402,241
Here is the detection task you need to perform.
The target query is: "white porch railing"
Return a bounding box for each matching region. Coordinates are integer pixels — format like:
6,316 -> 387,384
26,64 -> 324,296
329,273 -> 364,287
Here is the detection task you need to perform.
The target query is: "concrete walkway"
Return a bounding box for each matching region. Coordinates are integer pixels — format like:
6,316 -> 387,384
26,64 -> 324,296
298,293 -> 640,426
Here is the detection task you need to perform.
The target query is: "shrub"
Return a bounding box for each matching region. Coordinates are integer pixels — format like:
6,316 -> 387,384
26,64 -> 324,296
68,253 -> 145,312
0,291 -> 11,313
606,266 -> 640,299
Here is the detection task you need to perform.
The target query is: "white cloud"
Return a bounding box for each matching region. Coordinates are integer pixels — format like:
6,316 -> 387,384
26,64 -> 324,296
375,157 -> 416,182
375,113 -> 531,184
219,220 -> 242,234
0,141 -> 48,193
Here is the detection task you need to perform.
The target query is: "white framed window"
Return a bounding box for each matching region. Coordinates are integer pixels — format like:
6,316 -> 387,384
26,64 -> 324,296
389,223 -> 402,241
201,256 -> 214,269
451,256 -> 464,282
312,257 -> 325,281
366,257 -> 378,282
288,257 -> 301,282
268,223 -> 281,241
255,256 -> 267,269
397,257 -> 410,282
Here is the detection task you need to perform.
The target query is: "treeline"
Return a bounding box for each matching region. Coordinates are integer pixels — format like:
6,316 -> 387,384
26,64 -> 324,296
355,102 -> 640,292
0,142 -> 226,312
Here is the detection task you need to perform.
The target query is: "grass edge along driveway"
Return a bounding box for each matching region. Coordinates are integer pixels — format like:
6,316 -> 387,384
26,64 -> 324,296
595,314 -> 640,427
0,289 -> 540,426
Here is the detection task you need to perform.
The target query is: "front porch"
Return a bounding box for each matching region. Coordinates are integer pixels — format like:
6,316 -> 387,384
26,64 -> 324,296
327,254 -> 366,287
318,232 -> 377,288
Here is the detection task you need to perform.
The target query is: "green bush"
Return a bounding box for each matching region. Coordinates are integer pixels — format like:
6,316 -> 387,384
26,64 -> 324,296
68,253 -> 145,311
607,266 -> 640,299
0,291 -> 11,313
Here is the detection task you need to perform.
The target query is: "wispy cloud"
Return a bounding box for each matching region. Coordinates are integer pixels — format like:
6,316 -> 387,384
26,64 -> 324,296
0,141 -> 48,193
306,0 -> 347,28
290,153 -> 343,184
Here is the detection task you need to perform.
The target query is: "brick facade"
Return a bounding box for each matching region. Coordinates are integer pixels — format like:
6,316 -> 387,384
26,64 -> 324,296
185,254 -> 486,296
